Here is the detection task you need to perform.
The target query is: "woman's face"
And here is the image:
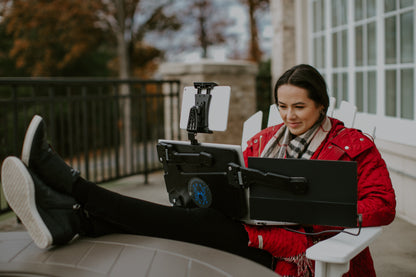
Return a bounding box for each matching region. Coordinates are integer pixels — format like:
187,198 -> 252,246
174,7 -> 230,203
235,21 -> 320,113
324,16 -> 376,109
277,84 -> 323,136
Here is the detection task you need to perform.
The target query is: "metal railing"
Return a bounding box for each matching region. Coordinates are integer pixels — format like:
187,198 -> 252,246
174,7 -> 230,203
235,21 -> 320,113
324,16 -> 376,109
0,78 -> 181,214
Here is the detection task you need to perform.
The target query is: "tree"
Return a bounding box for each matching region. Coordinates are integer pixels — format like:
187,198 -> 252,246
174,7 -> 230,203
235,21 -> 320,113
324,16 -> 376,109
2,0 -> 106,76
0,19 -> 27,76
96,0 -> 181,79
149,0 -> 234,60
239,0 -> 269,63
190,0 -> 232,58
152,0 -> 269,62
1,0 -> 181,77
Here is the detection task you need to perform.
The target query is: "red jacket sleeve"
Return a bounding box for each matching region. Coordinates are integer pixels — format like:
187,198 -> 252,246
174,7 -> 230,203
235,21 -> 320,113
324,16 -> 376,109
318,128 -> 396,227
354,146 -> 396,226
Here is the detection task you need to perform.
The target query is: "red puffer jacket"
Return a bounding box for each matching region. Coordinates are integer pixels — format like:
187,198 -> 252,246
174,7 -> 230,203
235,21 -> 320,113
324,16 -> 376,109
243,117 -> 396,277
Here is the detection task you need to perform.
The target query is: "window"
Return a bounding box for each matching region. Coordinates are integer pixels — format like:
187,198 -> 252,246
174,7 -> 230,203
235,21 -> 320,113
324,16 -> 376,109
309,0 -> 415,119
401,69 -> 414,119
385,70 -> 397,116
311,0 -> 326,68
354,0 -> 377,114
383,2 -> 414,119
331,0 -> 349,106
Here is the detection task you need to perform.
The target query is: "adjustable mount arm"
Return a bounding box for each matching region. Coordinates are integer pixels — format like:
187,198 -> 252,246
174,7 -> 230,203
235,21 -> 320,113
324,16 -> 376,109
187,82 -> 218,145
157,142 -> 213,166
226,162 -> 308,195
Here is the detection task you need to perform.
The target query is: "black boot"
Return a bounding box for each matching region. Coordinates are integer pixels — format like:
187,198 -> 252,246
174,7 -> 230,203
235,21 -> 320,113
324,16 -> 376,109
2,156 -> 82,248
21,115 -> 79,195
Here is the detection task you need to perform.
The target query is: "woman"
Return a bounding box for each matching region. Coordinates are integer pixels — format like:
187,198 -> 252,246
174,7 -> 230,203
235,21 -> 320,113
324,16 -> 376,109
242,64 -> 396,276
2,64 -> 395,276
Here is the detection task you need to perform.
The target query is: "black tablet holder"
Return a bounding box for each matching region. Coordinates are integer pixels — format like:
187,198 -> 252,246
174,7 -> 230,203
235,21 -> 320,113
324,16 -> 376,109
186,82 -> 217,145
156,141 -> 247,218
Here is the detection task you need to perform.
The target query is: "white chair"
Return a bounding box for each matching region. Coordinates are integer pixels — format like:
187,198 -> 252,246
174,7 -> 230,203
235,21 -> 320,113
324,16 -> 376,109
367,126 -> 376,139
352,114 -> 377,139
306,226 -> 382,277
357,123 -> 376,139
267,104 -> 283,127
333,101 -> 357,128
241,111 -> 263,151
327,97 -> 336,117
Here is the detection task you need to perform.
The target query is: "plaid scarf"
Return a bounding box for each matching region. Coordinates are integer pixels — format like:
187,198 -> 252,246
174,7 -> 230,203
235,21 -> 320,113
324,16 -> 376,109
261,116 -> 331,160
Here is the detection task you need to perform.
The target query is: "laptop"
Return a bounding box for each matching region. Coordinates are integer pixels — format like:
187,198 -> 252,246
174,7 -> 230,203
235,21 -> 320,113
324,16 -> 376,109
246,157 -> 358,227
157,139 -> 358,227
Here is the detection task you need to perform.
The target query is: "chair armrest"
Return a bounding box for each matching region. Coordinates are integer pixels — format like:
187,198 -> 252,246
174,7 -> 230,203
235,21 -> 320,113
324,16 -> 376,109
306,227 -> 382,277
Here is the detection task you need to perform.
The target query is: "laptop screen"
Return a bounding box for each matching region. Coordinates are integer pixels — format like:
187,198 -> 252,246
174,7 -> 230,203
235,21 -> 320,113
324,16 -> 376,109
248,157 -> 358,227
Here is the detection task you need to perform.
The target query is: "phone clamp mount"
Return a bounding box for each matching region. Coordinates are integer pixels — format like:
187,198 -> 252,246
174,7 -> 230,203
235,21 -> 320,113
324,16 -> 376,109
186,82 -> 218,145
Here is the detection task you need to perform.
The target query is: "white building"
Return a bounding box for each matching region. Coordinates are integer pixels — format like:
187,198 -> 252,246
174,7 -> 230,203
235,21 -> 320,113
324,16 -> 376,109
270,0 -> 416,225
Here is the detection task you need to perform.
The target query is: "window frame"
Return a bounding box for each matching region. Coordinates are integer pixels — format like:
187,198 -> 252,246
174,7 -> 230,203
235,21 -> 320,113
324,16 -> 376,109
308,0 -> 416,146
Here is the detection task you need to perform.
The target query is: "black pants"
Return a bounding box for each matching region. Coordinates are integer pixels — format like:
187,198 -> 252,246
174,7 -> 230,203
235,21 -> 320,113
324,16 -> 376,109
73,178 -> 273,269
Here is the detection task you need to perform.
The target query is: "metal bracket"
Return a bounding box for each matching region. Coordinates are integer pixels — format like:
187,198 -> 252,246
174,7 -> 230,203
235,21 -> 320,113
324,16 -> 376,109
226,162 -> 308,195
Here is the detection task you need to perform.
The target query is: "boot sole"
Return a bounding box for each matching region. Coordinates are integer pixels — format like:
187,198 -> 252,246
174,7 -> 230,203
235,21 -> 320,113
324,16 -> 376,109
21,115 -> 43,167
1,157 -> 53,249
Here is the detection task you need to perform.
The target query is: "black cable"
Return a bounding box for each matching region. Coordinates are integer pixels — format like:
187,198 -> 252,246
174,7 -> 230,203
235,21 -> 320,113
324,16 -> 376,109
283,214 -> 363,237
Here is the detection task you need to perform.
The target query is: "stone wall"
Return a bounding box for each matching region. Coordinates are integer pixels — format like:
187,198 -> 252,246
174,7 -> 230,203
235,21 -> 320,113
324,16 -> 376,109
158,60 -> 258,145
